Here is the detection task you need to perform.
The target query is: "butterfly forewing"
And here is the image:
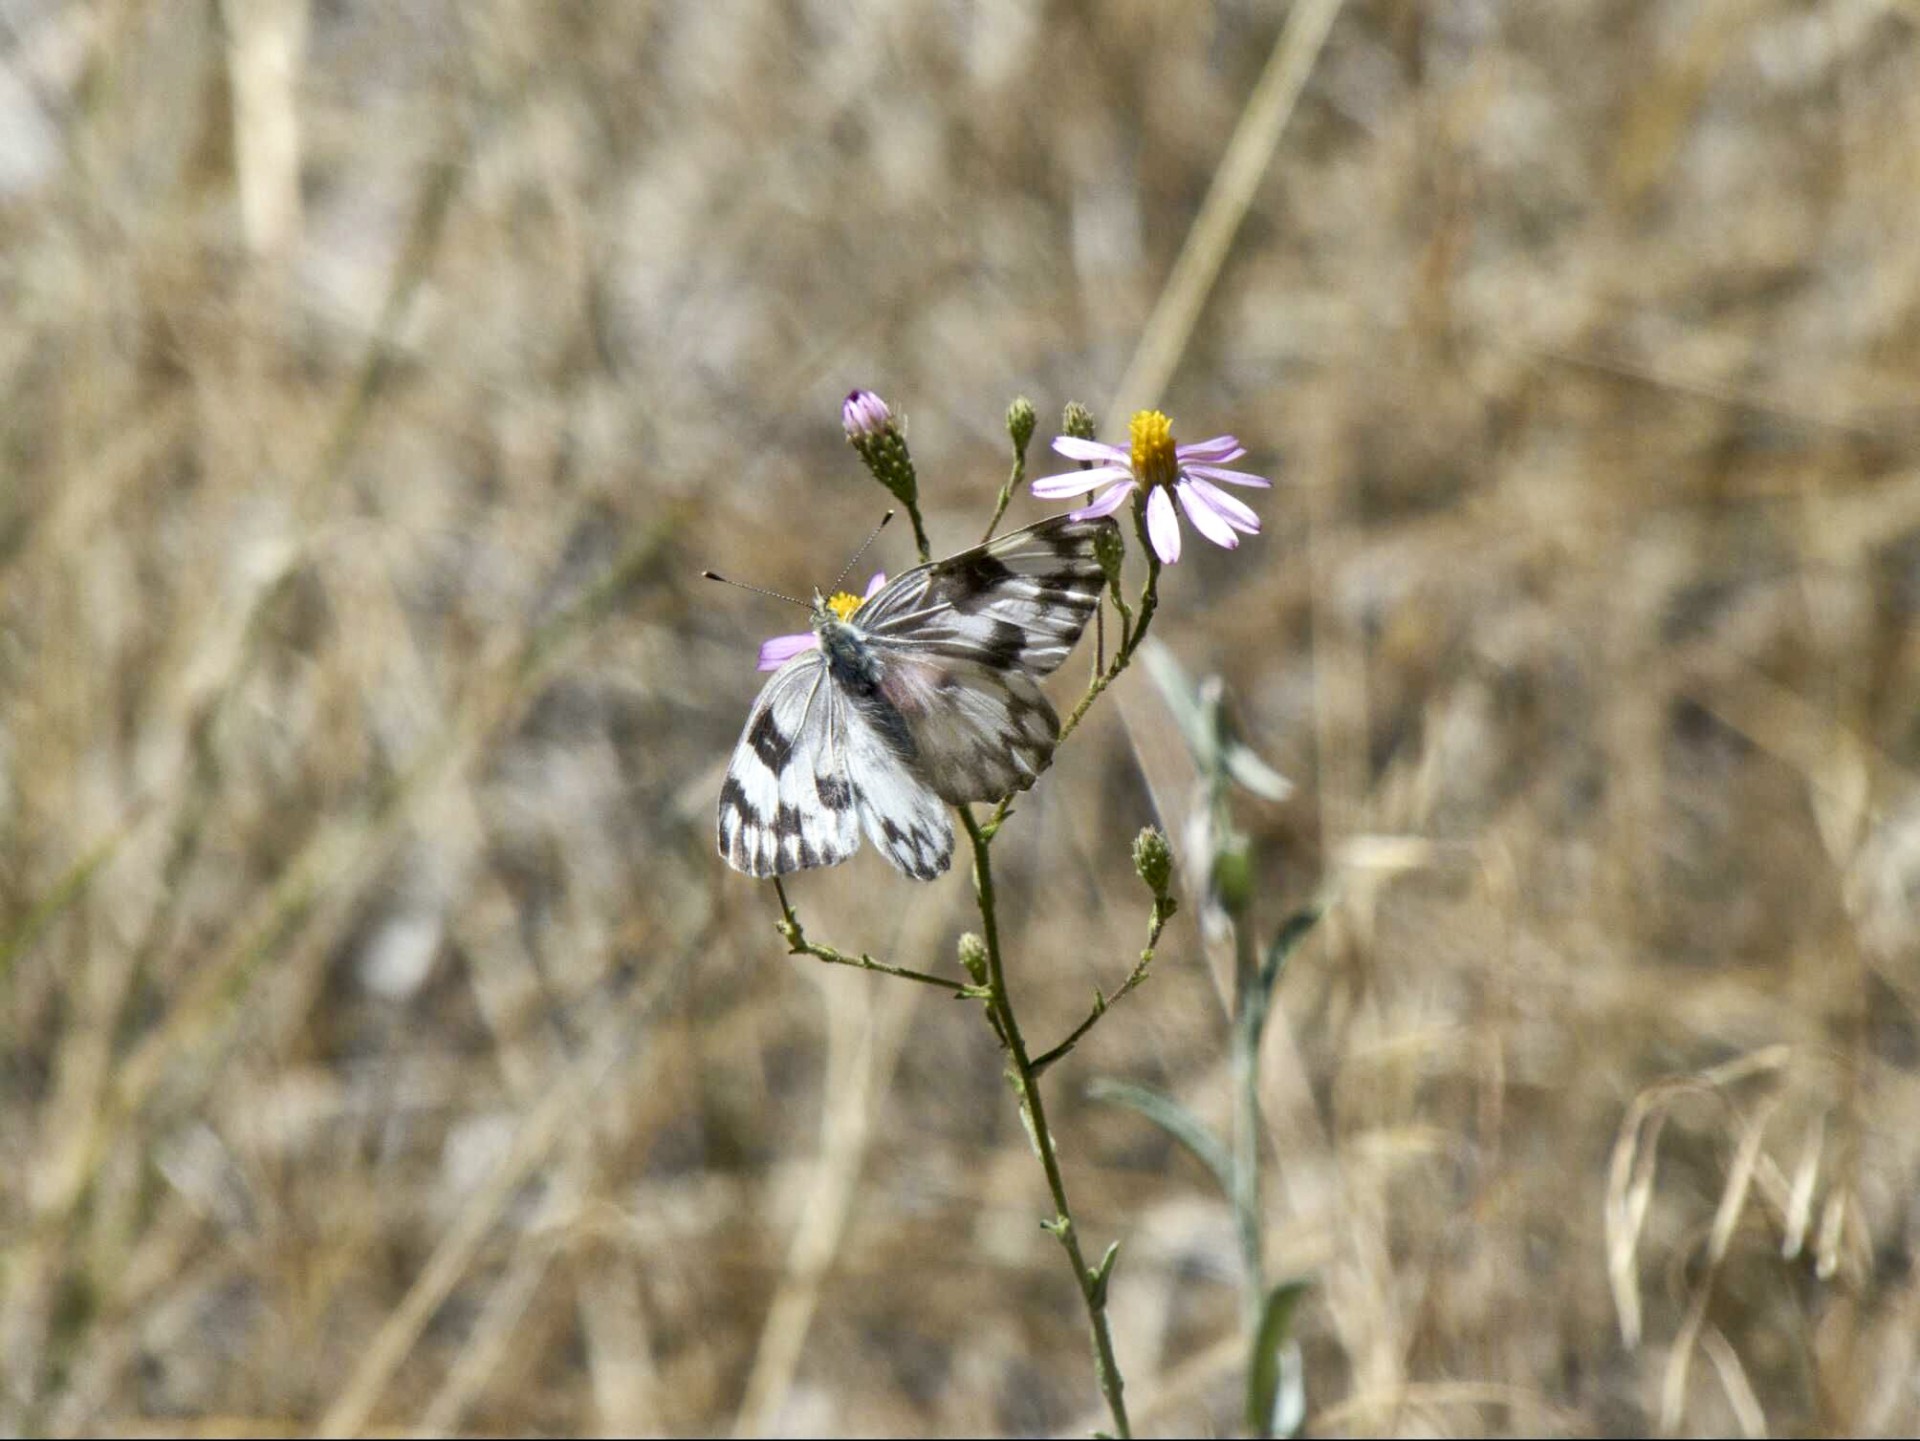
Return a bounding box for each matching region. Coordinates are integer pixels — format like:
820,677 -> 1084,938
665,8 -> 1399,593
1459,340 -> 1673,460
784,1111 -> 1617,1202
857,515 -> 1112,678
716,658 -> 860,877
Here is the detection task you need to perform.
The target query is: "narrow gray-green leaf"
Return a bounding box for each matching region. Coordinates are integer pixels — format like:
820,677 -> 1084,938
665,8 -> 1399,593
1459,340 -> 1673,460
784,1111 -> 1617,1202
1259,906 -> 1324,997
1088,1239 -> 1121,1309
1223,739 -> 1294,801
1086,1077 -> 1233,1197
1246,1280 -> 1311,1437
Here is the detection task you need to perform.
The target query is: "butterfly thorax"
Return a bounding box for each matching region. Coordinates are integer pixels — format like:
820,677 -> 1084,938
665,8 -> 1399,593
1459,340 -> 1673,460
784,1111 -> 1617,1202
811,591 -> 882,690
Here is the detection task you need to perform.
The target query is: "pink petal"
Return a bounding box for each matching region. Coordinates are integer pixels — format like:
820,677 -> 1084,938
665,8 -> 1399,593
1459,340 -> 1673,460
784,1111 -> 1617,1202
757,632 -> 819,671
1068,480 -> 1137,520
1051,436 -> 1131,465
1184,476 -> 1261,533
862,571 -> 887,598
1145,485 -> 1181,564
1174,435 -> 1242,463
842,390 -> 893,439
1031,466 -> 1131,498
1176,482 -> 1241,550
1183,463 -> 1270,489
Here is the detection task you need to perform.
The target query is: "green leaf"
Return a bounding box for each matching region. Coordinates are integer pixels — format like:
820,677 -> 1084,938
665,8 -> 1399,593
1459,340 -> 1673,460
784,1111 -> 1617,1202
1246,1280 -> 1311,1437
1086,1078 -> 1233,1197
1223,739 -> 1294,802
1259,906 -> 1323,997
1088,1239 -> 1121,1309
1238,906 -> 1324,1050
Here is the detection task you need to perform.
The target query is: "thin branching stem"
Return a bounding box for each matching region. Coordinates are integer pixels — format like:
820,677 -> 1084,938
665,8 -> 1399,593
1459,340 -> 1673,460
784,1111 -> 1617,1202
1032,895 -> 1175,1077
773,879 -> 986,996
1230,908 -> 1267,1334
960,810 -> 1132,1437
980,447 -> 1028,545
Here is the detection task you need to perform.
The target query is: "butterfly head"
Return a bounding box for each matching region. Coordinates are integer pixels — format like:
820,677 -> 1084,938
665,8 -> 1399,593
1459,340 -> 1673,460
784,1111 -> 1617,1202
812,587 -> 869,626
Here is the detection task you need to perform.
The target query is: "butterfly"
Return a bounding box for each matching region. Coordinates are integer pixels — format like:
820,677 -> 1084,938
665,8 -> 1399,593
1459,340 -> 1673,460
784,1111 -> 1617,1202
717,513 -> 1117,880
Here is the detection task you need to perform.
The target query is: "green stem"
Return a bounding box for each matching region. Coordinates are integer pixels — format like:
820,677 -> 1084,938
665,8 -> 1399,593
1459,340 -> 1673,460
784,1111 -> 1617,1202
1230,908 -> 1266,1335
904,504 -> 932,565
1030,895 -> 1174,1077
773,879 -> 986,996
980,447 -> 1027,544
960,810 -> 1131,1439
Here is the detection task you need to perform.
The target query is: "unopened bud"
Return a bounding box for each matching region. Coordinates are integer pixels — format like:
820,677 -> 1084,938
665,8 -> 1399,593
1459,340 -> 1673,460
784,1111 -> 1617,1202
1007,396 -> 1036,453
1062,401 -> 1096,443
842,389 -> 919,509
958,932 -> 989,985
1211,838 -> 1254,917
1133,826 -> 1173,900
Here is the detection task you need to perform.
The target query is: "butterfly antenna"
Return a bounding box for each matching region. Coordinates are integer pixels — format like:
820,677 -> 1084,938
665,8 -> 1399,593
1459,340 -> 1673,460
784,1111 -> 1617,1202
700,571 -> 810,609
827,510 -> 894,595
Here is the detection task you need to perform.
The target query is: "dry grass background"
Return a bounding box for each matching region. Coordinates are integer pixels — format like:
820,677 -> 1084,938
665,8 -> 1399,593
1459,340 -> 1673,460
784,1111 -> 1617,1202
3,0 -> 1920,1434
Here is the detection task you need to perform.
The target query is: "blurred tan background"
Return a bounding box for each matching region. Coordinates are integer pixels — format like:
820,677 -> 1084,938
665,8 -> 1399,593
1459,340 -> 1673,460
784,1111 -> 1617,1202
4,0 -> 1920,1434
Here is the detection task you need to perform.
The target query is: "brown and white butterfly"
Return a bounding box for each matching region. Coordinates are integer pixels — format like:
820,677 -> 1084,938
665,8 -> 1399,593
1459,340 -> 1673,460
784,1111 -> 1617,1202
717,514 -> 1114,880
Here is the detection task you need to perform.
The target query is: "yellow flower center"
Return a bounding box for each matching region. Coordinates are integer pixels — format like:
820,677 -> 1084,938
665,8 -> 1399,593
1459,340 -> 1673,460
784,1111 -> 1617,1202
1129,409 -> 1178,489
825,590 -> 865,622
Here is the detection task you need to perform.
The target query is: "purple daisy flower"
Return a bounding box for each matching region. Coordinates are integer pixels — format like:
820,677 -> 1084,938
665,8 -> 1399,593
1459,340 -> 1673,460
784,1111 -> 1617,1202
1030,409 -> 1269,564
756,571 -> 886,670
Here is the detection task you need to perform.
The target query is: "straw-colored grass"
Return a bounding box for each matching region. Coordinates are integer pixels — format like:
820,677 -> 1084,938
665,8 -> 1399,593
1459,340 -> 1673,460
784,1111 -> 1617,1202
3,1 -> 1918,1434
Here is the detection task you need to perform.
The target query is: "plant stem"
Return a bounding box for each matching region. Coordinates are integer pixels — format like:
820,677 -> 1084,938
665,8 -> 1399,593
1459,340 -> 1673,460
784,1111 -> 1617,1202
1231,910 -> 1266,1333
960,809 -> 1131,1439
980,448 -> 1027,544
773,879 -> 986,996
904,504 -> 932,565
1030,895 -> 1173,1076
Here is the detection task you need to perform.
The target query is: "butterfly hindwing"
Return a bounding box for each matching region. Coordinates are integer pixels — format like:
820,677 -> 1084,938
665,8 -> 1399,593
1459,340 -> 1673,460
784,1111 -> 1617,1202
873,655 -> 1058,803
716,657 -> 860,877
857,514 -> 1112,803
839,690 -> 955,879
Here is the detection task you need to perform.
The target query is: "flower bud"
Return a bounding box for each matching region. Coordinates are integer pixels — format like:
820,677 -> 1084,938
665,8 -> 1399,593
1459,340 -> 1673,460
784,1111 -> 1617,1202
1007,396 -> 1036,453
842,389 -> 893,441
842,389 -> 919,510
958,931 -> 989,985
1132,826 -> 1173,901
1211,837 -> 1253,917
1062,401 -> 1096,442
